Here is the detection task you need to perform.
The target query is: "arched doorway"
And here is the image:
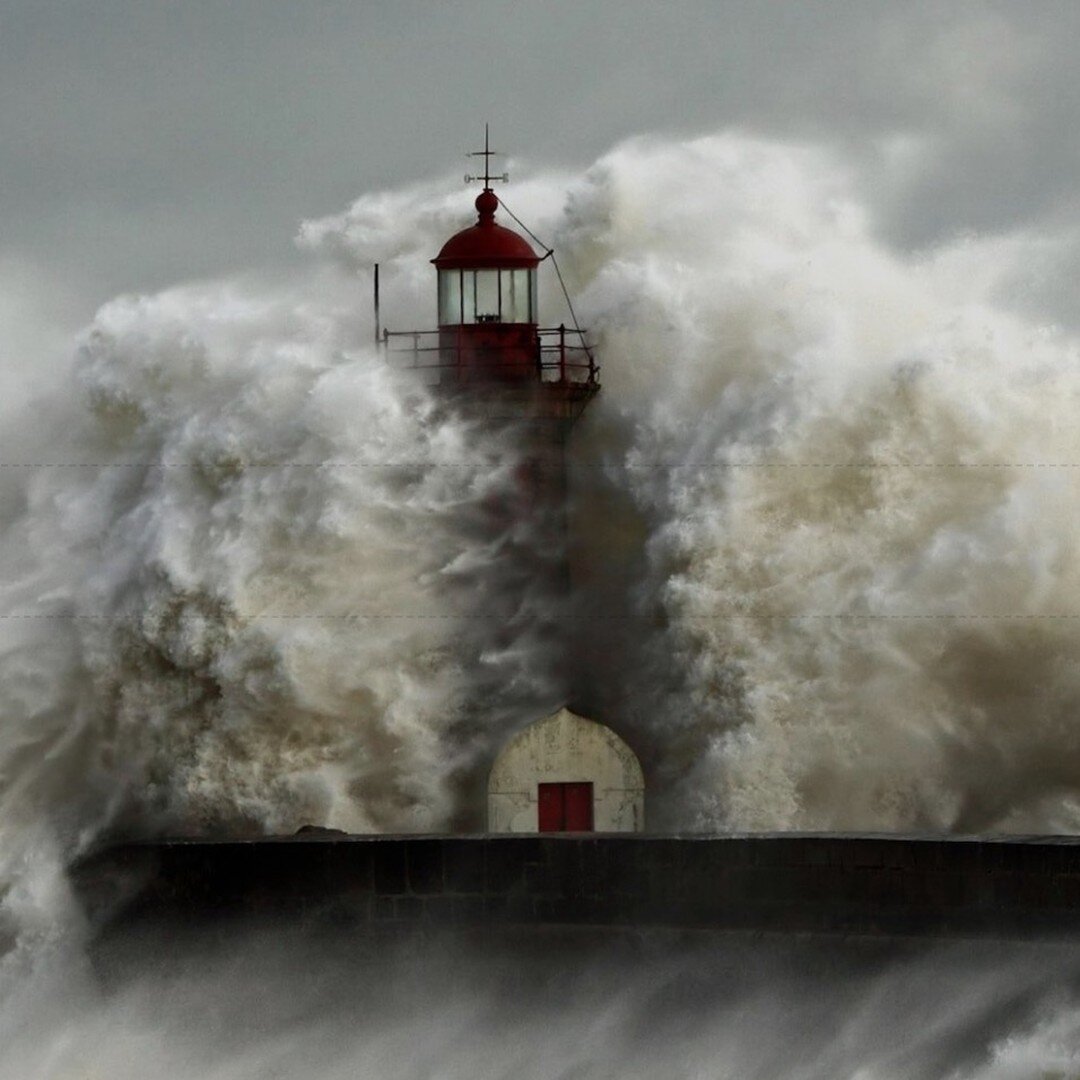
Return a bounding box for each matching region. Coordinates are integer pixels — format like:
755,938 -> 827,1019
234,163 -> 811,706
487,708 -> 644,833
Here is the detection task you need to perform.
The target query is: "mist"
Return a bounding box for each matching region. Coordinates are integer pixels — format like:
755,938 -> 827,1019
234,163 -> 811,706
4,130 -> 1080,1075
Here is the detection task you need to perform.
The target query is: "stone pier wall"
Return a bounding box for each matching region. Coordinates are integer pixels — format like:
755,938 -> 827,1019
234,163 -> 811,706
72,833 -> 1080,939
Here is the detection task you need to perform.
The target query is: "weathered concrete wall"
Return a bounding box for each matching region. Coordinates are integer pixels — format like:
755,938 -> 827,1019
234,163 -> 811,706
487,709 -> 644,832
72,833 -> 1080,940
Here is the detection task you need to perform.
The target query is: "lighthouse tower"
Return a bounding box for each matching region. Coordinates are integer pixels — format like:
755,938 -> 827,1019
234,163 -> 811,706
382,133 -> 640,834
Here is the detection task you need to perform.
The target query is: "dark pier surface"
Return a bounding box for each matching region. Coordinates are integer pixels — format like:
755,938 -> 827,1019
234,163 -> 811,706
70,832 -> 1080,940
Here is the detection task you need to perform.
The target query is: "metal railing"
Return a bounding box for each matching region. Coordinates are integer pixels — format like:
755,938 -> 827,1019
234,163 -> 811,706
381,325 -> 598,384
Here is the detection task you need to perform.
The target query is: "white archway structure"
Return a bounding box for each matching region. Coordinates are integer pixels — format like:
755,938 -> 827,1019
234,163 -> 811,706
487,708 -> 644,833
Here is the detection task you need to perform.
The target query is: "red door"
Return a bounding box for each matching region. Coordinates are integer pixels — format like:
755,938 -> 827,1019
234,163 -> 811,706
538,782 -> 594,832
563,782 -> 594,831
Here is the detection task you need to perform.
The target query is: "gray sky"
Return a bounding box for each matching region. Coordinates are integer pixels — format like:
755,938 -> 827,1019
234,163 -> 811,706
3,1 -> 1080,336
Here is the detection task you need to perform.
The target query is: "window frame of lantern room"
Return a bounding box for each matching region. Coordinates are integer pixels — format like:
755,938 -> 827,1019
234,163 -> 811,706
438,267 -> 536,326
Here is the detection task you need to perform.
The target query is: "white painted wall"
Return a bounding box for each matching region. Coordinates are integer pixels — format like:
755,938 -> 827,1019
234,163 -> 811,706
487,708 -> 645,833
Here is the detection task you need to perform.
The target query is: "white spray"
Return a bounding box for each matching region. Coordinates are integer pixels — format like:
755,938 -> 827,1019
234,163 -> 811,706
2,131 -> 1080,1075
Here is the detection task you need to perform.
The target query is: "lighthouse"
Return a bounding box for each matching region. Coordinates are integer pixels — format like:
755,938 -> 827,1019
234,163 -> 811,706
382,131 -> 641,834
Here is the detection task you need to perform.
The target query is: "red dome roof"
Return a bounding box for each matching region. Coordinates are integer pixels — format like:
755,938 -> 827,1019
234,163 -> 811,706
433,190 -> 539,269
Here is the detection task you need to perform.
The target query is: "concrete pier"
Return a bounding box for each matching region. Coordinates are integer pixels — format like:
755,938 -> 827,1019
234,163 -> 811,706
70,833 -> 1080,940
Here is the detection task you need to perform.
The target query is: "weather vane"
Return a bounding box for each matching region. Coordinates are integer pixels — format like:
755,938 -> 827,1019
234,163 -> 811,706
465,123 -> 508,187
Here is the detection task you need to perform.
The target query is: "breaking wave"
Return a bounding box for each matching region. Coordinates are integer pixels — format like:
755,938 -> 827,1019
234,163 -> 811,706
3,130 -> 1080,1076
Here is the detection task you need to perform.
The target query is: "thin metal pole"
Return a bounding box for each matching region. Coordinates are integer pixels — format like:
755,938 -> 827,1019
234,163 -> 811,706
373,264 -> 381,349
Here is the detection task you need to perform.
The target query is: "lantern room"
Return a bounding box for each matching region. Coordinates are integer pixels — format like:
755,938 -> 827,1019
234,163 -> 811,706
379,128 -> 599,403
432,187 -> 540,382
434,189 -> 539,325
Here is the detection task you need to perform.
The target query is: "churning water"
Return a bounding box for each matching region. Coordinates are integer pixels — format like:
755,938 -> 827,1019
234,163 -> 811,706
5,132 -> 1080,1076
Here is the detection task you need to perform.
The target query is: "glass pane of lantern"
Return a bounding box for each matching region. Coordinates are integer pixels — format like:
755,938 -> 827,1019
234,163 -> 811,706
502,269 -> 532,323
521,269 -> 534,322
529,270 -> 538,324
438,270 -> 461,325
474,270 -> 500,322
499,270 -> 514,321
462,271 -> 476,324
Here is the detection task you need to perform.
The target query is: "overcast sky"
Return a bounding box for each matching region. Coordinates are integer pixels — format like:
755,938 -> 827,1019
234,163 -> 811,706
3,0 -> 1080,340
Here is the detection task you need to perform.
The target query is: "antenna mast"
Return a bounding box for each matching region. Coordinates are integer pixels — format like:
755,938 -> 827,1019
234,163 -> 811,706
465,123 -> 509,187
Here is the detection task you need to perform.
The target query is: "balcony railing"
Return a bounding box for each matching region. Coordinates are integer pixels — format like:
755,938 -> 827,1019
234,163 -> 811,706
381,325 -> 599,385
